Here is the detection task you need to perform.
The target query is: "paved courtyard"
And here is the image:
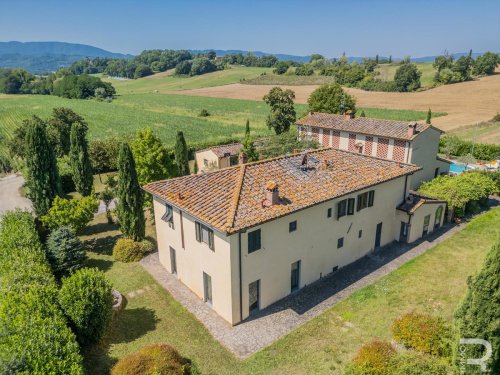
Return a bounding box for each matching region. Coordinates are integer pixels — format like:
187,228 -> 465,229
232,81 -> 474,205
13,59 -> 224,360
140,222 -> 464,358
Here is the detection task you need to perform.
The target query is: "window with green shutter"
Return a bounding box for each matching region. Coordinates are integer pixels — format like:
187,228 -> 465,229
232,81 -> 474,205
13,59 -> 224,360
195,221 -> 214,251
248,229 -> 261,253
347,198 -> 355,215
368,190 -> 375,207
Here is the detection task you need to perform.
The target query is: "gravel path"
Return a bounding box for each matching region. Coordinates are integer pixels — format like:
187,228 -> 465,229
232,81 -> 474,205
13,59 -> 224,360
141,222 -> 463,358
0,174 -> 32,214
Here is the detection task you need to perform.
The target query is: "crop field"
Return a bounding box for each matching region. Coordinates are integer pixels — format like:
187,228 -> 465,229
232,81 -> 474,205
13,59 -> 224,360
376,62 -> 436,87
0,91 -> 437,156
449,120 -> 500,144
102,66 -> 272,94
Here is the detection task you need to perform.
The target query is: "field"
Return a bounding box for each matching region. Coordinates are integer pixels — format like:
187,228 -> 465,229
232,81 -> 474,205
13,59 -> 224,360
82,207 -> 500,374
376,62 -> 436,87
448,120 -> 500,144
0,91 -> 436,155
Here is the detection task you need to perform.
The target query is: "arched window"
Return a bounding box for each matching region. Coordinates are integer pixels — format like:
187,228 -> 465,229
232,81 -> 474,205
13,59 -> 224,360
434,206 -> 443,228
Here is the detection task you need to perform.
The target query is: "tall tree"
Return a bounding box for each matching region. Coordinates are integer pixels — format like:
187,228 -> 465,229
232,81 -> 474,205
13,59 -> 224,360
307,83 -> 356,114
263,87 -> 296,135
174,131 -> 190,176
131,127 -> 174,185
394,63 -> 421,92
69,123 -> 93,196
454,240 -> 500,374
117,143 -> 145,241
426,108 -> 432,124
24,116 -> 61,216
47,107 -> 88,157
242,120 -> 259,162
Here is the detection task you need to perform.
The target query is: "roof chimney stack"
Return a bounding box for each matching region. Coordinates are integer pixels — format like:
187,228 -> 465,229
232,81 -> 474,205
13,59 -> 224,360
407,122 -> 417,137
239,152 -> 247,164
344,110 -> 355,120
263,181 -> 280,207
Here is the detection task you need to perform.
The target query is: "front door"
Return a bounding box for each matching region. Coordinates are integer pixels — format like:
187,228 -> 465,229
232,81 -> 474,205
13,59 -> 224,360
203,272 -> 212,305
249,280 -> 260,314
399,222 -> 408,242
291,261 -> 300,292
375,222 -> 383,249
169,247 -> 177,275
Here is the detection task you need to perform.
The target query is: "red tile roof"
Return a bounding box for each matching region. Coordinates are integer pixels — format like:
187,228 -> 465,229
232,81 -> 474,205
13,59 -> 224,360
296,112 -> 439,141
197,143 -> 242,158
144,148 -> 421,234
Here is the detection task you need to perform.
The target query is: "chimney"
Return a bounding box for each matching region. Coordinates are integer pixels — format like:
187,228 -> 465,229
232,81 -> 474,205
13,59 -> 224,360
264,181 -> 280,206
407,122 -> 417,137
344,110 -> 355,120
239,152 -> 247,164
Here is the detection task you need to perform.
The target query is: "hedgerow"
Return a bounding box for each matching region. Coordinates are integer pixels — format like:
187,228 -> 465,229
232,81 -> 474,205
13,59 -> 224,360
0,210 -> 83,374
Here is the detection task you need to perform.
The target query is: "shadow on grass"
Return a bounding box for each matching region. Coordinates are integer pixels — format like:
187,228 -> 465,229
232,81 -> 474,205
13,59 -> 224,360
85,257 -> 114,272
83,307 -> 160,374
82,221 -> 120,236
84,234 -> 121,256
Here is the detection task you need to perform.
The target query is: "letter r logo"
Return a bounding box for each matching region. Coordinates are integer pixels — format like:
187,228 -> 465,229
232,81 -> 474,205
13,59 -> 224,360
459,338 -> 492,372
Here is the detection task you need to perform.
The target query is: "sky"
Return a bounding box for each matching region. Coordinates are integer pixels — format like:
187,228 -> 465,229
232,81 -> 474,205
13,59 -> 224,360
1,0 -> 499,58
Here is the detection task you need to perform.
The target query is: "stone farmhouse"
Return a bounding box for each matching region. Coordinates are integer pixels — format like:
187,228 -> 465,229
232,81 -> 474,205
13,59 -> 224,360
195,143 -> 242,173
144,148 -> 446,325
296,111 -> 451,189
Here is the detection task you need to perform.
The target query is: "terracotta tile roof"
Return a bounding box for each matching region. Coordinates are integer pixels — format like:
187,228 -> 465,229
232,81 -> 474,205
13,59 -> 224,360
144,148 -> 421,234
296,112 -> 438,141
397,191 -> 447,213
197,143 -> 242,158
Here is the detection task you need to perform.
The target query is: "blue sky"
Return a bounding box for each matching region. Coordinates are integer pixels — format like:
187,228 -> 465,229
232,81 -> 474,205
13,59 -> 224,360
1,0 -> 499,57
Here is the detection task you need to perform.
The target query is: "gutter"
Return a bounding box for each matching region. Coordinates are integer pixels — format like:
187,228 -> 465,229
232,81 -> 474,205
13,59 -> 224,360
238,232 -> 243,323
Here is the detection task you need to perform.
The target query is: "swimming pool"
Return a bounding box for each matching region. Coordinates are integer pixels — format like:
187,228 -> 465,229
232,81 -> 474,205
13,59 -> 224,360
449,163 -> 474,174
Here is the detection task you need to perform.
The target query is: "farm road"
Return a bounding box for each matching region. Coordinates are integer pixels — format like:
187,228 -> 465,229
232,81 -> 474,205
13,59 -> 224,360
0,174 -> 32,214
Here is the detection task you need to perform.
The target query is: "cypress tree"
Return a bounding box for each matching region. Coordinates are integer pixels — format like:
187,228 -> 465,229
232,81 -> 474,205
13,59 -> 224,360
174,131 -> 190,176
69,123 -> 93,196
454,240 -> 499,374
117,143 -> 145,241
242,120 -> 259,162
426,108 -> 432,124
245,119 -> 250,137
24,116 -> 61,216
360,110 -> 366,117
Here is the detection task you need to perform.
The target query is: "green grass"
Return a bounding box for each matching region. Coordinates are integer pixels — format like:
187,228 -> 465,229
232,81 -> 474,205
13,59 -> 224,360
81,206 -> 500,374
103,66 -> 272,94
242,74 -> 338,86
0,91 -> 441,155
377,62 -> 436,87
448,121 -> 500,145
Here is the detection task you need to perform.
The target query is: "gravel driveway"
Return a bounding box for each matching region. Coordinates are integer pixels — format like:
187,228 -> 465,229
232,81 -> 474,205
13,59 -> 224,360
0,174 -> 32,214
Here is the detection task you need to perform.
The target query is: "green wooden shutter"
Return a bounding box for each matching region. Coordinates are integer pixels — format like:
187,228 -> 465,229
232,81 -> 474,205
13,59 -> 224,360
368,191 -> 375,207
195,222 -> 201,242
347,198 -> 355,215
208,230 -> 215,250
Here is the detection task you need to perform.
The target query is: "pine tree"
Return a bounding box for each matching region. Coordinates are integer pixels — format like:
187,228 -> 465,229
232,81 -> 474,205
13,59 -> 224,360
24,116 -> 61,216
454,240 -> 499,374
426,108 -> 432,124
117,143 -> 145,241
245,119 -> 250,137
69,122 -> 93,196
389,55 -> 392,64
174,131 -> 190,176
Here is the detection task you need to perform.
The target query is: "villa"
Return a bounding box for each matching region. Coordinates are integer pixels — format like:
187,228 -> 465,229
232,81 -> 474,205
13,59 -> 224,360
296,111 -> 451,189
144,148 -> 446,325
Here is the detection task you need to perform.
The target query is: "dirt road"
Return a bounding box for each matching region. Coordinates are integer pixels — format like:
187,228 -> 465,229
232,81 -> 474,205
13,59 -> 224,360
0,175 -> 32,214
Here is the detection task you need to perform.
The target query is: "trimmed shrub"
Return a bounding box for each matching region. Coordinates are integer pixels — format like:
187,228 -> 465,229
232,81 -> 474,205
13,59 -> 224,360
389,352 -> 450,375
344,340 -> 396,375
111,343 -> 195,375
58,268 -> 113,346
0,210 -> 83,374
198,108 -> 210,117
392,312 -> 451,357
113,238 -> 154,262
41,195 -> 98,233
46,226 -> 86,277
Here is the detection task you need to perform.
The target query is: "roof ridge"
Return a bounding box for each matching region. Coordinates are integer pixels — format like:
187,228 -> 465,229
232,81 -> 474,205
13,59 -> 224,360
225,164 -> 246,231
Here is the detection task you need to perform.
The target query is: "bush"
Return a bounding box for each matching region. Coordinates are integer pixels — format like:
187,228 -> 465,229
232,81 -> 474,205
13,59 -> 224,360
440,135 -> 500,161
58,268 -> 113,345
113,238 -> 154,262
58,156 -> 76,193
388,352 -> 450,374
89,136 -> 123,174
0,210 -> 83,374
111,343 -> 195,375
198,108 -> 210,117
41,195 -> 98,233
392,312 -> 451,357
344,340 -> 396,375
46,226 -> 86,277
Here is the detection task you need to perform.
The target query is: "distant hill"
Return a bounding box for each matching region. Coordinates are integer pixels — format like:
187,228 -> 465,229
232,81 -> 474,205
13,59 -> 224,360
0,41 -> 132,73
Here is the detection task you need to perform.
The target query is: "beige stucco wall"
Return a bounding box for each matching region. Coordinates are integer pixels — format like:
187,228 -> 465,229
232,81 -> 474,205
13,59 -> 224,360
152,198 -> 237,324
406,202 -> 445,243
195,150 -> 219,173
408,128 -> 448,189
235,176 -> 408,321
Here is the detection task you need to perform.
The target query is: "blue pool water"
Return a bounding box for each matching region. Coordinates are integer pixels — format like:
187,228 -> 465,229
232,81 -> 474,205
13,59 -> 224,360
449,163 -> 473,174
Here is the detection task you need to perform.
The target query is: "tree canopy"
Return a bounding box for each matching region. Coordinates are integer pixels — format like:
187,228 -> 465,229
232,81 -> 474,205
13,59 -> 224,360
394,62 -> 421,92
174,131 -> 190,176
69,122 -> 93,196
307,83 -> 356,114
263,87 -> 296,135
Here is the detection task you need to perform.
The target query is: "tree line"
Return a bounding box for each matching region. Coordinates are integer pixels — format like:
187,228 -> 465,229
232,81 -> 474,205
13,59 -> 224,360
433,50 -> 500,84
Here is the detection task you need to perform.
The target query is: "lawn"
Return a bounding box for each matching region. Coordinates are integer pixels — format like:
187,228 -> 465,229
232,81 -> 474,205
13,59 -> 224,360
81,207 -> 500,374
0,91 -> 439,155
377,62 -> 436,87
